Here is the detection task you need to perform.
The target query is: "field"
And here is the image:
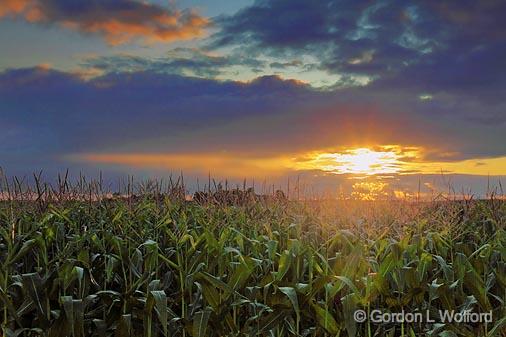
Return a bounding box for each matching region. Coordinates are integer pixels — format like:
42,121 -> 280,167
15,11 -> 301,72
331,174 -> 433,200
0,180 -> 505,337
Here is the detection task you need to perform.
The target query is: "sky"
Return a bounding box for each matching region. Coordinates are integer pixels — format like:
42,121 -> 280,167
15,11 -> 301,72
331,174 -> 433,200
0,0 -> 505,199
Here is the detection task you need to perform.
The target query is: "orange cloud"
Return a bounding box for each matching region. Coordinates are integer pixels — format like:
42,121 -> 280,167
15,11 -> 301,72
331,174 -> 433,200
0,0 -> 209,45
0,0 -> 27,16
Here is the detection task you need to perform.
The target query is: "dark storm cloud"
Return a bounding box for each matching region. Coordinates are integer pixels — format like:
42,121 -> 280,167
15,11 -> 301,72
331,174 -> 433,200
0,67 -> 315,163
1,65 -> 505,178
0,0 -> 208,45
212,0 -> 439,74
212,0 -> 506,122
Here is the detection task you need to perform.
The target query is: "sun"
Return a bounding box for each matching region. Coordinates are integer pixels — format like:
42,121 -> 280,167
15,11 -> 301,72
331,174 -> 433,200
304,147 -> 403,175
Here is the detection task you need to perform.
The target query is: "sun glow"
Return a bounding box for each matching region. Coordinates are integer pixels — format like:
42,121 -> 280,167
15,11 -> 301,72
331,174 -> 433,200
76,146 -> 506,183
301,147 -> 409,176
351,181 -> 389,200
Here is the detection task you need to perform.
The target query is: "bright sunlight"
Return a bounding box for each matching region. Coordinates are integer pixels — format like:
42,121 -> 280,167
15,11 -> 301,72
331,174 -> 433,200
299,147 -> 410,176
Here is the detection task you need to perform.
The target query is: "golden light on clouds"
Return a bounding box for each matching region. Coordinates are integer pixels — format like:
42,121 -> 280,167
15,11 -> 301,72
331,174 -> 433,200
0,0 -> 209,45
294,146 -> 423,176
295,146 -> 506,176
408,156 -> 506,176
76,145 -> 506,180
297,147 -> 407,175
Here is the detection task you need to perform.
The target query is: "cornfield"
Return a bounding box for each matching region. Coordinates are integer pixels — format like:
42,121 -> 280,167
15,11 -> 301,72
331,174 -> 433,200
0,178 -> 505,336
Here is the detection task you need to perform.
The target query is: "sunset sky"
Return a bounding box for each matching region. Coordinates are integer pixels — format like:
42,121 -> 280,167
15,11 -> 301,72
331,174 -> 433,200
0,0 -> 505,198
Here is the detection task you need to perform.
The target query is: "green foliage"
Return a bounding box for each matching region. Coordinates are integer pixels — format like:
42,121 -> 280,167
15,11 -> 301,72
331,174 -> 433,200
0,197 -> 505,336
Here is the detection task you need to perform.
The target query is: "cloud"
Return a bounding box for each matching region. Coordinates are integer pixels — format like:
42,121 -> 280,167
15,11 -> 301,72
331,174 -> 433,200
0,66 -> 316,158
82,47 -> 265,78
211,0 -> 435,74
211,0 -> 506,123
269,60 -> 303,69
0,0 -> 209,45
1,65 -> 505,171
